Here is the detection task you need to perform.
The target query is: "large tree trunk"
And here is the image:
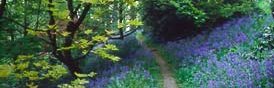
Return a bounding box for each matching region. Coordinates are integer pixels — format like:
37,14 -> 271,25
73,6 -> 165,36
0,0 -> 7,18
46,0 -> 91,78
58,55 -> 81,77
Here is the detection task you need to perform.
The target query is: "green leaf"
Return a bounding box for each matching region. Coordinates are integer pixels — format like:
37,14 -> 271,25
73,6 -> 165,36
27,29 -> 38,36
129,19 -> 143,26
48,25 -> 58,30
0,64 -> 12,77
81,0 -> 112,4
93,45 -> 121,62
57,45 -> 75,51
92,35 -> 108,43
84,29 -> 93,35
75,72 -> 89,78
105,44 -> 119,51
87,72 -> 97,77
75,72 -> 96,78
118,22 -> 124,29
72,78 -> 89,85
61,31 -> 71,37
26,82 -> 38,88
16,55 -> 34,62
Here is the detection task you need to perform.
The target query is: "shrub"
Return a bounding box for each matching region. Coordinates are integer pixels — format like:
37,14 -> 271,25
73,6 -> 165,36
143,0 -> 256,41
0,55 -> 68,88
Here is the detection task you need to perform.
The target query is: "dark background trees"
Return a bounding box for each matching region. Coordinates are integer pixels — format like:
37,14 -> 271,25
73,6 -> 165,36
142,0 -> 256,42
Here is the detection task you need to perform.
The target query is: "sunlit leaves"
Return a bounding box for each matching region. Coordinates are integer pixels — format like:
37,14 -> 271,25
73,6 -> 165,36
27,29 -> 38,36
78,39 -> 91,49
80,0 -> 113,4
53,10 -> 69,20
58,78 -> 89,88
33,61 -> 50,70
58,72 -> 96,88
26,82 -> 38,88
169,0 -> 207,24
61,31 -> 71,37
0,0 -> 142,87
57,45 -> 75,51
257,0 -> 272,14
118,22 -> 125,29
93,44 -> 120,61
47,1 -> 69,20
92,35 -> 108,43
71,78 -> 89,85
122,0 -> 139,7
82,50 -> 89,55
128,19 -> 143,27
48,24 -> 58,30
0,64 -> 12,77
105,44 -> 119,51
92,8 -> 107,19
105,29 -> 115,35
10,54 -> 68,87
84,29 -> 93,35
16,62 -> 29,71
57,38 -> 92,52
23,71 -> 39,81
15,55 -> 33,63
44,65 -> 67,80
80,0 -> 99,4
75,72 -> 97,78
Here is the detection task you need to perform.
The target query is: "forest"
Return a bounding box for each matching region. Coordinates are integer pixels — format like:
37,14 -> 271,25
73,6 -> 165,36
0,0 -> 274,88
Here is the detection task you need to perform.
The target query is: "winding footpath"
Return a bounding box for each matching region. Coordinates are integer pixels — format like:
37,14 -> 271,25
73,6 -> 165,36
150,48 -> 178,88
139,39 -> 178,88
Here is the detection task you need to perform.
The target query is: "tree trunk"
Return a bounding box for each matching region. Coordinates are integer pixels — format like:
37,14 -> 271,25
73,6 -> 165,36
0,0 -> 7,18
61,21 -> 81,77
47,0 -> 81,78
59,56 -> 81,78
118,1 -> 124,39
66,61 -> 81,76
46,0 -> 91,78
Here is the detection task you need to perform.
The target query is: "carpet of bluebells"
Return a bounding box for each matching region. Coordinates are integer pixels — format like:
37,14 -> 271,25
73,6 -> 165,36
159,15 -> 274,87
84,14 -> 274,87
84,35 -> 162,88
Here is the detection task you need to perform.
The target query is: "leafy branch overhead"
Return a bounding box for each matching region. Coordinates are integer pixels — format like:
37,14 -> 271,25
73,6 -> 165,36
0,0 -> 142,87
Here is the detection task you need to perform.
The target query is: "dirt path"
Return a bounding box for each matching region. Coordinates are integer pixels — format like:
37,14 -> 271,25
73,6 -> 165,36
149,48 -> 178,88
139,39 -> 178,88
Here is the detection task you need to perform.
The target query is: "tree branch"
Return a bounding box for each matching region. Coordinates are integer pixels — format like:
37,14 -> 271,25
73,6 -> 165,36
118,1 -> 124,39
75,46 -> 94,61
66,0 -> 74,19
74,4 -> 81,15
75,3 -> 91,27
48,0 -> 55,25
48,0 -> 61,58
109,28 -> 138,39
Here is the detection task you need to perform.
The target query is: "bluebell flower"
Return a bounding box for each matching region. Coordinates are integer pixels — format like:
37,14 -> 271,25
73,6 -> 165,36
162,15 -> 274,87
